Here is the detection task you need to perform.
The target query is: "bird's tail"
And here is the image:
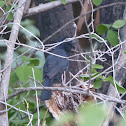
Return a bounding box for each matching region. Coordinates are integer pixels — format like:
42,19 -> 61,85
40,77 -> 53,101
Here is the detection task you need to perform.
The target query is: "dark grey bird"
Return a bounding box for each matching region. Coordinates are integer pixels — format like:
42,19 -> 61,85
41,41 -> 75,101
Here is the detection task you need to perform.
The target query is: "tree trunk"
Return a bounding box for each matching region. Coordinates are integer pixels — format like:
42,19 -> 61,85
100,0 -> 125,24
35,0 -> 74,43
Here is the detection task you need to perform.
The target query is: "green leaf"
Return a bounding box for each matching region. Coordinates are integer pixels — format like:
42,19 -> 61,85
107,30 -> 119,46
78,104 -> 106,126
116,82 -> 126,94
61,0 -> 67,5
33,110 -> 50,120
80,73 -> 97,80
5,0 -> 10,2
0,12 -> 2,17
0,41 -> 6,46
91,34 -> 103,41
112,20 -> 125,29
20,24 -> 40,38
123,51 -> 126,54
5,6 -> 11,13
103,76 -> 126,94
22,56 -> 40,66
8,2 -> 18,9
11,119 -> 28,125
25,25 -> 40,37
96,24 -> 108,35
119,118 -> 126,126
53,103 -> 107,126
103,24 -> 112,29
0,1 -> 5,8
5,6 -> 14,20
103,76 -> 113,83
20,19 -> 40,37
93,64 -> 104,69
94,79 -> 102,89
80,72 -> 101,81
8,87 -> 14,95
7,12 -> 13,20
21,19 -> 34,26
15,65 -> 42,83
92,0 -> 103,6
52,112 -> 75,126
9,71 -> 19,85
26,99 -> 37,107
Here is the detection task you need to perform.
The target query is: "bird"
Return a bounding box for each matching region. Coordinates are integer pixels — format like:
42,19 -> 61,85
41,40 -> 75,101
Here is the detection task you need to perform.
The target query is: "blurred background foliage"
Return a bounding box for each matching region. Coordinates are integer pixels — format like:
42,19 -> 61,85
4,18 -> 48,125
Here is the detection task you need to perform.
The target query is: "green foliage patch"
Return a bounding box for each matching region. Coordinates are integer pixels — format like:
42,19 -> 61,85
92,0 -> 103,6
96,20 -> 125,46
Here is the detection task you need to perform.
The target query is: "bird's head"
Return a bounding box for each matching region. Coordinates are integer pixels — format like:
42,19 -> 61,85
57,39 -> 77,52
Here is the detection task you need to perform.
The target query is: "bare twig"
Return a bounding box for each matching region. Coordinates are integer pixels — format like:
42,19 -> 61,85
25,1 -> 126,18
42,108 -> 49,126
25,0 -> 79,17
0,86 -> 126,105
32,68 -> 40,126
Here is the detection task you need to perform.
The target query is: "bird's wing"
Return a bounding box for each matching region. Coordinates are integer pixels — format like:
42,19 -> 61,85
43,49 -> 69,79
